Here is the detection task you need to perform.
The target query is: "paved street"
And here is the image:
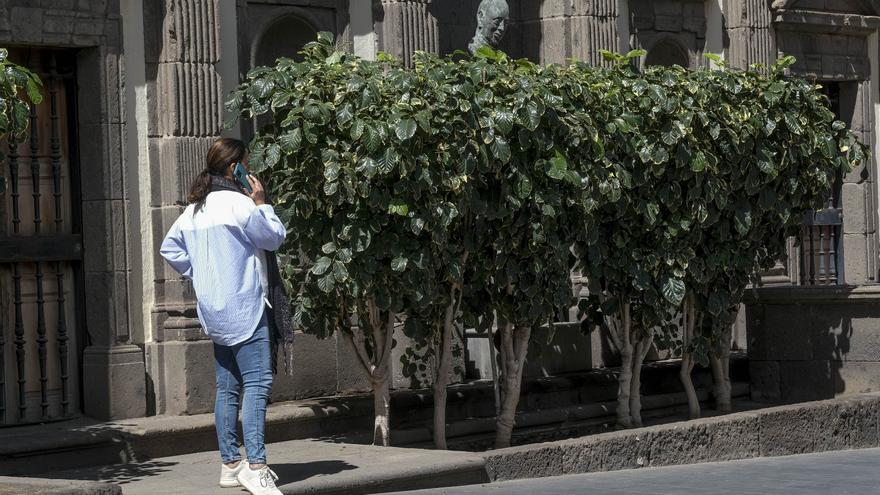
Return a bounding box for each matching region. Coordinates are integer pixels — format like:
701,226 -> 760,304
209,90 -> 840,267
387,448 -> 880,495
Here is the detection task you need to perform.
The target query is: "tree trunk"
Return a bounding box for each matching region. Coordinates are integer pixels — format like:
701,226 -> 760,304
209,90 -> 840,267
680,294 -> 700,420
346,303 -> 396,447
432,293 -> 457,450
494,324 -> 532,449
629,333 -> 653,427
710,323 -> 733,413
372,376 -> 391,446
612,302 -> 634,428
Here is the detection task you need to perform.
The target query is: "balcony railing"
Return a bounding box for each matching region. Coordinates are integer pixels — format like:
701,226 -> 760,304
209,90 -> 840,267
762,208 -> 843,286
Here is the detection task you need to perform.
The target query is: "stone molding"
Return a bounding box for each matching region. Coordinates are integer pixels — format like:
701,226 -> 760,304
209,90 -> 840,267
744,284 -> 880,303
773,9 -> 880,34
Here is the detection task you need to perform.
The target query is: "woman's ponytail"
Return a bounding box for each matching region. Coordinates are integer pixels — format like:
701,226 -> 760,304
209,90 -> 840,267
186,138 -> 248,205
187,169 -> 213,204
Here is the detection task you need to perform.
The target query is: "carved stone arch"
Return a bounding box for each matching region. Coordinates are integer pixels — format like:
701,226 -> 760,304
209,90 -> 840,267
250,10 -> 324,69
644,37 -> 690,68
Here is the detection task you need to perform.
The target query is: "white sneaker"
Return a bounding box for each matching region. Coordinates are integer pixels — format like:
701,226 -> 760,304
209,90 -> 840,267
219,459 -> 247,488
236,464 -> 282,495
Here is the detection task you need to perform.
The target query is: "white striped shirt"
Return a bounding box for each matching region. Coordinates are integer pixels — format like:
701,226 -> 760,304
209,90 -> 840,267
160,191 -> 287,346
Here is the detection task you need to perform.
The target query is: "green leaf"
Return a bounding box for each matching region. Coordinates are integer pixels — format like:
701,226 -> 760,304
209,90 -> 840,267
691,151 -> 707,172
515,176 -> 532,198
377,148 -> 399,174
25,77 -> 42,105
351,119 -> 366,140
317,274 -> 335,293
662,278 -> 686,305
391,256 -> 408,272
279,128 -> 303,153
388,200 -> 409,216
332,261 -> 349,281
625,49 -> 647,59
784,113 -> 803,135
323,161 -> 341,182
337,103 -> 354,125
491,136 -> 511,163
734,207 -> 752,236
311,257 -> 332,276
357,157 -> 378,178
547,154 -> 568,180
395,118 -> 417,141
495,110 -> 515,135
322,242 -> 337,254
364,126 -> 382,152
704,53 -> 725,65
517,102 -> 541,131
265,143 -> 281,167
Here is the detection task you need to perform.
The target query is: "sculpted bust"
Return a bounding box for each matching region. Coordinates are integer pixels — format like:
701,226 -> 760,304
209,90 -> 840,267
468,0 -> 510,54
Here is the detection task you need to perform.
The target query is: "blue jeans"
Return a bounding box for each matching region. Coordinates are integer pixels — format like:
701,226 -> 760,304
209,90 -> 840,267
213,312 -> 273,464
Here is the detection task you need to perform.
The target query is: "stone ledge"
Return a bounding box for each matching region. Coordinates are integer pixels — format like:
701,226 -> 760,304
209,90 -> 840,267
744,284 -> 880,303
0,477 -> 120,495
484,393 -> 880,481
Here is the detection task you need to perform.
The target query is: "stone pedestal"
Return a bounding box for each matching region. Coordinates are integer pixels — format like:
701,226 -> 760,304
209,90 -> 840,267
746,286 -> 880,404
145,340 -> 215,416
82,345 -> 147,420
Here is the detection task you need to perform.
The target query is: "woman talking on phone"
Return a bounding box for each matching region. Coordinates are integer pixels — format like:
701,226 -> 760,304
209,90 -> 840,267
160,138 -> 287,495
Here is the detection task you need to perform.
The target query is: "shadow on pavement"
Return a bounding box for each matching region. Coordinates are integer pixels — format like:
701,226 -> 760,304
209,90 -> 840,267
44,460 -> 179,485
273,460 -> 358,484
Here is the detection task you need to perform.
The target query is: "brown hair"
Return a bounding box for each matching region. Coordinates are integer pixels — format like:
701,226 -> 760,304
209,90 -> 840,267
187,138 -> 248,204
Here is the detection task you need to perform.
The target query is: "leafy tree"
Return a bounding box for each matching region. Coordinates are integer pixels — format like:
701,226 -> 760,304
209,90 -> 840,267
0,48 -> 43,150
226,35 -> 461,446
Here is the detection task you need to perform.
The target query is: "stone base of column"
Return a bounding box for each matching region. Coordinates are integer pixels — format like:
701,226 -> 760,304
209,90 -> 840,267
145,339 -> 216,416
82,345 -> 147,420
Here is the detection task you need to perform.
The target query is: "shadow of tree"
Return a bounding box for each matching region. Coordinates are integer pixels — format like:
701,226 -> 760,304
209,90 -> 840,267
273,460 -> 358,485
41,460 -> 179,485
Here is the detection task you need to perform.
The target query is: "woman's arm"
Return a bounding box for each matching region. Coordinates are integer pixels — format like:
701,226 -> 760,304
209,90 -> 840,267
244,204 -> 287,252
160,221 -> 193,279
241,174 -> 287,251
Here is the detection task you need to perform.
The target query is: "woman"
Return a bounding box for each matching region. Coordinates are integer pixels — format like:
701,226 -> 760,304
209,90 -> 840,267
160,138 -> 286,495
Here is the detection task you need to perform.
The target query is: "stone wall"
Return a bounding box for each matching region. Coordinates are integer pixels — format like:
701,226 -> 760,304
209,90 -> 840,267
747,287 -> 880,403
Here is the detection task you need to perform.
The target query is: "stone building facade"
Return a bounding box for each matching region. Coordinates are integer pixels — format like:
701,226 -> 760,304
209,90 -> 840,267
0,0 -> 877,426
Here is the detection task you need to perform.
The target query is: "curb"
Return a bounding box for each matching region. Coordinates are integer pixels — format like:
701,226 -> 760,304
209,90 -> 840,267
483,393 -> 880,482
0,476 -> 121,495
282,456 -> 489,495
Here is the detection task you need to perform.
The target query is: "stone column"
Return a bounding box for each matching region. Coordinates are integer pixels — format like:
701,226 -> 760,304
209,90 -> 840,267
570,0 -> 619,67
351,0 -> 378,60
376,0 -> 439,65
705,0 -> 725,67
727,0 -> 775,69
79,2 -> 148,420
841,79 -> 877,285
144,0 -> 226,415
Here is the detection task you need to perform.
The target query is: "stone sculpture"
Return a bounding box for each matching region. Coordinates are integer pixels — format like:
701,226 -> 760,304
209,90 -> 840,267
468,0 -> 510,54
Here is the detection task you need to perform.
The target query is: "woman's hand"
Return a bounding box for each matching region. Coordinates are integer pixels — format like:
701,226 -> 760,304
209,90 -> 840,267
247,175 -> 266,206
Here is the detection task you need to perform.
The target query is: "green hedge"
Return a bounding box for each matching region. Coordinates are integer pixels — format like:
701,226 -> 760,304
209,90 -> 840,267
227,35 -> 867,435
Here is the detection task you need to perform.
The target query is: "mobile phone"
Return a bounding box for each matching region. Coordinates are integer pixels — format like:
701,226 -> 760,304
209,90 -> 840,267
232,162 -> 253,193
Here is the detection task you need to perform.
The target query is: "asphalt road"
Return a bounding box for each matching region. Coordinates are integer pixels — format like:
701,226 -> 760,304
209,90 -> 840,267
387,447 -> 880,495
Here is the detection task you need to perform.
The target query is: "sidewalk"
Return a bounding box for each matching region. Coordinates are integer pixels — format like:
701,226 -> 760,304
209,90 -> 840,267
43,439 -> 487,495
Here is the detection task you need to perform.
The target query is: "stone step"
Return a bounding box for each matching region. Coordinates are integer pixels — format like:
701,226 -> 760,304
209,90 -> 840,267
0,356 -> 747,476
